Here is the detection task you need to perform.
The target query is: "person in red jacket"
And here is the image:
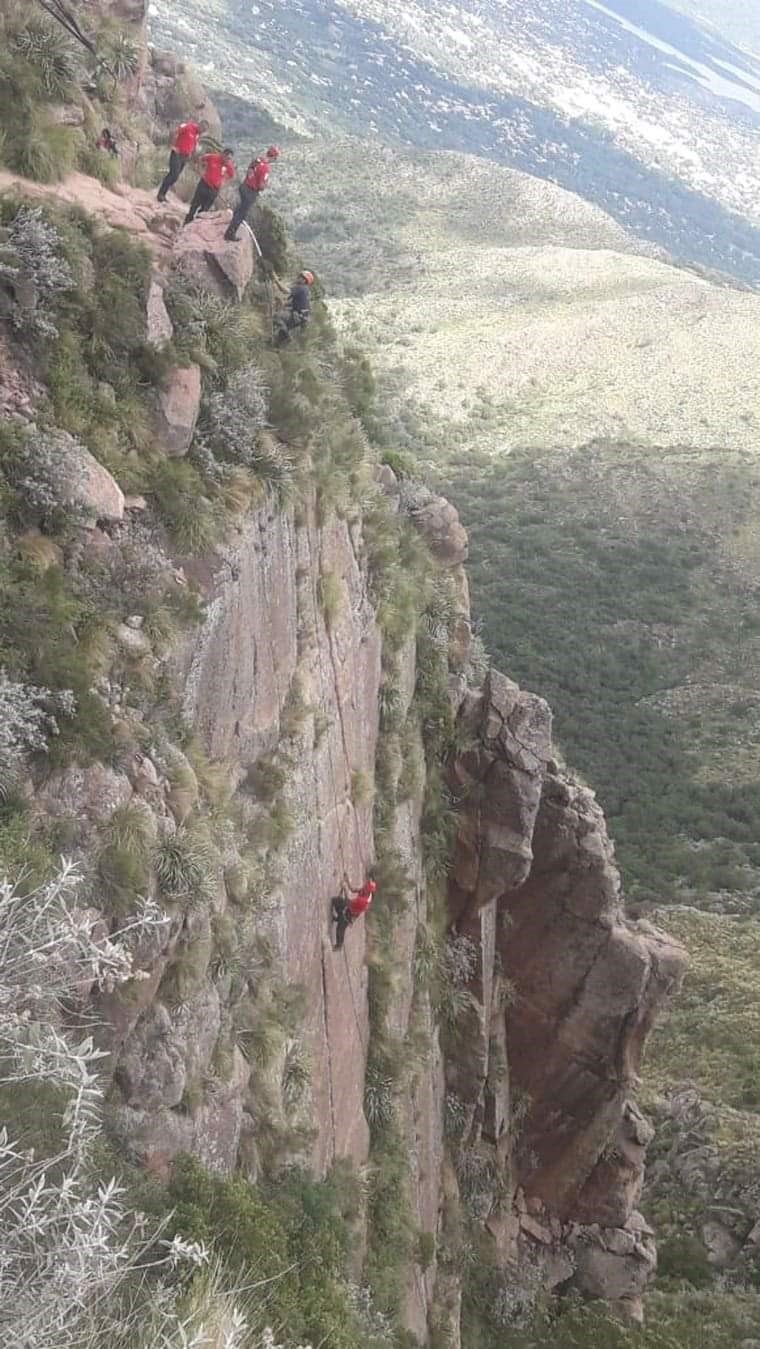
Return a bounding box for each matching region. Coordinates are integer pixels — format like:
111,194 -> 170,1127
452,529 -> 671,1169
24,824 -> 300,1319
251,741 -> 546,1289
183,148 -> 236,226
332,879 -> 377,949
157,118 -> 208,201
224,145 -> 280,242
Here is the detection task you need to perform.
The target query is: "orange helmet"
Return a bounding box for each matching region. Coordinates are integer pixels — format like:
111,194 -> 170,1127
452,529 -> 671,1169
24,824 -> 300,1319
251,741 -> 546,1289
266,145 -> 280,159
300,270 -> 315,285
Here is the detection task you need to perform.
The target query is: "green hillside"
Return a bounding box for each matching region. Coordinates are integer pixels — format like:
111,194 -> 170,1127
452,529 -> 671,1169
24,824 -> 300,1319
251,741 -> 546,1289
442,441 -> 760,906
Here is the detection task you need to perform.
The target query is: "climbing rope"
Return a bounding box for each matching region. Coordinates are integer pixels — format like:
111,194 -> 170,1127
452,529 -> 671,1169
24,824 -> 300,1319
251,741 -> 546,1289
242,219 -> 278,339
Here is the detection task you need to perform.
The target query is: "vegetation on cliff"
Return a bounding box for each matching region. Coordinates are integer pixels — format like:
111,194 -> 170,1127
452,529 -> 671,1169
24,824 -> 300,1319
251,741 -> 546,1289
3,7 -> 757,1348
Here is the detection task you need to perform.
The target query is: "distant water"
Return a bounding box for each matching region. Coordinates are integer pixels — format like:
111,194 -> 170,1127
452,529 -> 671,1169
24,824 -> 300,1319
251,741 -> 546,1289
584,0 -> 760,116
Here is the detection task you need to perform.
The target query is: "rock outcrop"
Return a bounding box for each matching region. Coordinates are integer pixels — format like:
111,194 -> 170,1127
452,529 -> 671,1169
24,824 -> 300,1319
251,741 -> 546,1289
411,492 -> 469,566
440,679 -> 687,1320
173,216 -> 255,302
147,278 -> 173,346
156,363 -> 202,456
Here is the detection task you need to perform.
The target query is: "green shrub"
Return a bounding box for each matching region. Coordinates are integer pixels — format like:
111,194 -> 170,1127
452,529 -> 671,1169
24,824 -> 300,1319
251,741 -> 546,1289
77,144 -> 121,190
254,204 -> 290,274
6,116 -> 80,183
0,804 -> 57,889
148,459 -> 222,554
365,1126 -> 416,1317
657,1233 -> 714,1288
0,556 -> 115,766
164,1156 -> 391,1348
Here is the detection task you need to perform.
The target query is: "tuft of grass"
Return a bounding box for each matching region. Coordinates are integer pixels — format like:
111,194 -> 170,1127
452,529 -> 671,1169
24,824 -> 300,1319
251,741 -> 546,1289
15,532 -> 63,573
97,804 -> 154,916
6,115 -> 80,184
318,570 -> 344,630
78,143 -> 120,188
351,769 -> 374,807
186,738 -> 231,811
281,672 -> 311,740
165,750 -> 199,824
148,459 -> 222,555
364,1065 -> 395,1131
153,827 -> 214,905
281,1040 -> 310,1108
160,927 -> 213,1006
244,752 -> 288,803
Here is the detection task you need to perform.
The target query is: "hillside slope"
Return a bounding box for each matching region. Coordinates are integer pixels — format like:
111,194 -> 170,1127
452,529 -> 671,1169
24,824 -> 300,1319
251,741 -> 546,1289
271,138 -> 760,459
150,0 -> 760,282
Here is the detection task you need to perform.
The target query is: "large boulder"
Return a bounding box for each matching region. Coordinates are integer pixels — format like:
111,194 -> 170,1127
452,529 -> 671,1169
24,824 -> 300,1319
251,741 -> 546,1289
76,445 -> 126,521
409,492 -> 469,565
34,762 -> 132,847
156,364 -> 201,456
116,972 -> 220,1108
570,1213 -> 657,1320
25,427 -> 125,521
172,215 -> 255,302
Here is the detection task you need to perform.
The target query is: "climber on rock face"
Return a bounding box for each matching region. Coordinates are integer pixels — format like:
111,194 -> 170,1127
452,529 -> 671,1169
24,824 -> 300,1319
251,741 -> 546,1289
97,128 -> 119,158
332,879 -> 377,950
273,270 -> 315,345
183,148 -> 236,226
157,118 -> 209,202
224,145 -> 280,242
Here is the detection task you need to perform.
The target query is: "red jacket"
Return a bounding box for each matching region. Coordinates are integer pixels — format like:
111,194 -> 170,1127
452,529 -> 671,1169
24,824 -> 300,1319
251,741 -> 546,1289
348,883 -> 375,918
244,158 -> 270,191
173,121 -> 201,157
200,153 -> 235,190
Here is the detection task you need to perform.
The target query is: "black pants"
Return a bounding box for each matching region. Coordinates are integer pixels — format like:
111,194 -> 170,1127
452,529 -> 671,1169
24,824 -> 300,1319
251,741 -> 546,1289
274,311 -> 309,346
332,897 -> 352,949
157,150 -> 189,201
184,180 -> 218,225
224,184 -> 260,240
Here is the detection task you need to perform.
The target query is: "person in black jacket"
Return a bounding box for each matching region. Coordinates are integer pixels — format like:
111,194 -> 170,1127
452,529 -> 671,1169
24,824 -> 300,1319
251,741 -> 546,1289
274,270 -> 314,344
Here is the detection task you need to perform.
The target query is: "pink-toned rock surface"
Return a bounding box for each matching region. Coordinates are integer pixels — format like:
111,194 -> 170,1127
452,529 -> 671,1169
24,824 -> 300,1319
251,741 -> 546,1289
172,212 -> 255,301
156,363 -> 201,456
0,170 -> 183,261
0,334 -> 39,418
178,496 -> 381,1174
147,278 -> 173,346
34,762 -> 132,846
498,772 -> 686,1219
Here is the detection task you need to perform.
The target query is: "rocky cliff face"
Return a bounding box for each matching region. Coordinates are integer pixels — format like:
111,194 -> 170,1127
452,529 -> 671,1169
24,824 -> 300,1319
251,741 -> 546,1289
446,682 -> 686,1322
0,20 -> 687,1337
